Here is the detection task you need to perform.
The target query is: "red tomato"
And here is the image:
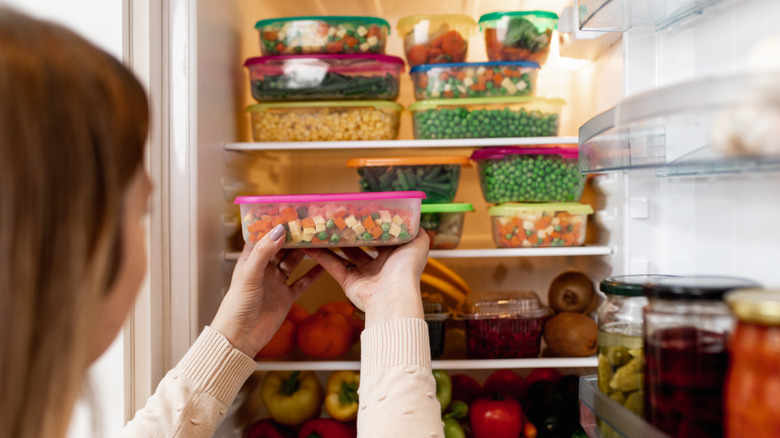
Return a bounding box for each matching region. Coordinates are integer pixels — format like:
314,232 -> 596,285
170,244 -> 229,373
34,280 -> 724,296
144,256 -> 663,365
484,369 -> 527,402
469,396 -> 524,438
525,368 -> 562,386
450,374 -> 483,405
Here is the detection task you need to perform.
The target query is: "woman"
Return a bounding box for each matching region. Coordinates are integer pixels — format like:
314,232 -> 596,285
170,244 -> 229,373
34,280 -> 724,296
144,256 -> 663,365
0,6 -> 442,438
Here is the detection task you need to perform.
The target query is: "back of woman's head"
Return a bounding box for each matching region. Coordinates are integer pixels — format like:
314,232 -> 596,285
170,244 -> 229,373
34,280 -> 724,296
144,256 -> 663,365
0,7 -> 149,437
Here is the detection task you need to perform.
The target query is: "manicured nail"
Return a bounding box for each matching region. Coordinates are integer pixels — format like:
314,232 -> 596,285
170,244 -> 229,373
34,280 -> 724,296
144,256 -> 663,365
268,224 -> 285,241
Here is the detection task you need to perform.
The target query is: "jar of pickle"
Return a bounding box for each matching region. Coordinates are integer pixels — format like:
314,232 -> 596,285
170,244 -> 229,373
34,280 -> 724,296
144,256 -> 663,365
725,289 -> 780,438
597,275 -> 666,437
643,276 -> 760,438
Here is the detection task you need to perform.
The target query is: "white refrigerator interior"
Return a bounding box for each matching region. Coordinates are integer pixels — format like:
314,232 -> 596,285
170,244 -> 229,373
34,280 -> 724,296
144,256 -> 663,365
118,0 -> 780,436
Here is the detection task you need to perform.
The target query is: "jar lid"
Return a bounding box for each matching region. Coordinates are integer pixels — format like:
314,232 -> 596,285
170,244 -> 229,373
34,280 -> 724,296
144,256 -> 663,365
726,289 -> 780,325
643,275 -> 761,301
600,275 -> 679,297
457,291 -> 552,319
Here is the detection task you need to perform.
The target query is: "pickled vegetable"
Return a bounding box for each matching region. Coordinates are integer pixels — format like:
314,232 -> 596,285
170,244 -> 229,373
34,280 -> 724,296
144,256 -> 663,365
597,330 -> 644,417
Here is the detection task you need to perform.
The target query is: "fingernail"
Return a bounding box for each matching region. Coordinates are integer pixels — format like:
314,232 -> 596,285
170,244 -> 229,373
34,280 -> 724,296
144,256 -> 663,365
268,224 -> 285,241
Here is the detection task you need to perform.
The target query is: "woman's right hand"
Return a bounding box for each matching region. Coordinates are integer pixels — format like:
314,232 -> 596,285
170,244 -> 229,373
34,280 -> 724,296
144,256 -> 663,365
302,232 -> 430,328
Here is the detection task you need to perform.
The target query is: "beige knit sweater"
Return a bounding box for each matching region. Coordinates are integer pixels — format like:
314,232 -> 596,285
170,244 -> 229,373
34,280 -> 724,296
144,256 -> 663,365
120,319 -> 443,438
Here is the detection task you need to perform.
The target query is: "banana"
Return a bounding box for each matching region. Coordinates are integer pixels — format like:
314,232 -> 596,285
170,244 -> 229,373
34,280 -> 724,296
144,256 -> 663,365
424,258 -> 472,295
421,272 -> 466,309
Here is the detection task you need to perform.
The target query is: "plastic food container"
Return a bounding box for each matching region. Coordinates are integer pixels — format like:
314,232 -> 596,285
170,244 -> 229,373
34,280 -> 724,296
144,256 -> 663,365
396,14 -> 476,66
256,16 -> 390,55
235,192 -> 425,248
471,146 -> 585,203
489,202 -> 593,248
420,203 -> 474,249
245,54 -> 404,101
248,101 -> 403,141
409,97 -> 564,139
478,11 -> 558,65
410,61 -> 540,100
422,292 -> 450,358
458,291 -> 553,359
346,156 -> 470,203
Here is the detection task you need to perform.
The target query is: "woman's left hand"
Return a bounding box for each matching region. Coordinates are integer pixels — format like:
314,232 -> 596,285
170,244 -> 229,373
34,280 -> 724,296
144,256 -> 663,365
211,224 -> 323,357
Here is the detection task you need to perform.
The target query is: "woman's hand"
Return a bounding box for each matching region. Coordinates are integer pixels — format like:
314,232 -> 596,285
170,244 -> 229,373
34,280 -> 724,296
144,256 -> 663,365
303,232 -> 430,328
211,224 -> 323,357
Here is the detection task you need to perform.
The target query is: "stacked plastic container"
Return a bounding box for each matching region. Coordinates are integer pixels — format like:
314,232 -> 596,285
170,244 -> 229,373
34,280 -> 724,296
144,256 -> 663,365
246,16 -> 405,141
399,12 -> 565,140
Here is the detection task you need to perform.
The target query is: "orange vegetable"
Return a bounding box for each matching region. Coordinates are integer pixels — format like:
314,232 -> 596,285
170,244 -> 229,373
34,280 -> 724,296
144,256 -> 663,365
263,30 -> 279,41
456,71 -> 467,81
275,42 -> 285,52
317,301 -> 364,339
510,235 -> 522,247
417,74 -> 429,88
300,217 -> 315,229
296,311 -> 355,359
286,302 -> 309,326
255,319 -> 296,359
342,36 -> 358,49
334,217 -> 347,230
362,215 -> 375,231
440,31 -> 466,56
272,215 -> 286,227
524,421 -> 538,438
370,226 -> 383,239
248,233 -> 260,245
407,45 -> 428,66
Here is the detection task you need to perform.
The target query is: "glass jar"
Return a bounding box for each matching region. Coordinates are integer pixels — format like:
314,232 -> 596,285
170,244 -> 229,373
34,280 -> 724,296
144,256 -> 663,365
725,289 -> 780,438
643,276 -> 760,438
422,292 -> 450,359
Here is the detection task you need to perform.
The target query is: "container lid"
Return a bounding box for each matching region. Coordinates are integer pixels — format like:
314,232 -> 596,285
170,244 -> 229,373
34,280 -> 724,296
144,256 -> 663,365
244,54 -> 405,67
489,202 -> 593,216
478,10 -> 559,24
422,292 -> 449,319
397,14 -> 476,34
726,289 -> 780,325
421,203 -> 474,214
346,156 -> 471,168
642,275 -> 762,301
410,60 -> 540,73
234,191 -> 426,204
255,15 -> 391,32
471,146 -> 578,161
408,96 -> 566,111
458,291 -> 552,319
600,275 -> 680,297
247,101 -> 404,112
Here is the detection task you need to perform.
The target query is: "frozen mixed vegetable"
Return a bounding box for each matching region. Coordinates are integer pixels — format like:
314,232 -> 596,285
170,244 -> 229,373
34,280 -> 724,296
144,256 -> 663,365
479,11 -> 558,64
256,16 -> 389,55
471,147 -> 585,203
419,203 -> 473,250
411,61 -> 539,100
489,203 -> 592,248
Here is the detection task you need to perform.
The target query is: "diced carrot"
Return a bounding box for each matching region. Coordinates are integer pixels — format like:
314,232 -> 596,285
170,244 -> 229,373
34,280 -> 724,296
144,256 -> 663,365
559,217 -> 570,228
456,71 -> 467,80
502,67 -> 514,77
551,231 -> 561,239
493,73 -> 503,86
300,217 -> 315,229
363,215 -> 375,231
268,207 -> 280,215
439,72 -> 449,81
512,217 -> 523,227
333,207 -> 347,218
471,83 -> 485,91
443,90 -> 454,98
275,42 -> 285,52
562,234 -> 575,245
272,215 -> 286,227
281,206 -> 297,220
334,217 -> 347,230
499,237 -> 512,247
247,220 -> 270,233
248,233 -> 260,245
311,236 -> 322,244
529,234 -> 539,245
358,207 -> 372,218
484,69 -> 493,79
370,226 -> 383,238
417,74 -> 429,88
509,236 -> 521,247
573,223 -> 582,234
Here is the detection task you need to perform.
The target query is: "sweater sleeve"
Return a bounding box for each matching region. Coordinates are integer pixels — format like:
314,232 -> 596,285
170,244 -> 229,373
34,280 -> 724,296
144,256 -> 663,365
357,318 -> 444,438
120,326 -> 257,438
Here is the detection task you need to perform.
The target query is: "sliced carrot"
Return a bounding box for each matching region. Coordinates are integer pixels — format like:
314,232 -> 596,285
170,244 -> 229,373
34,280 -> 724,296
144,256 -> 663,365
511,217 -> 523,227
334,217 -> 347,230
551,231 -> 561,239
311,236 -> 323,244
484,69 -> 493,79
370,226 -> 383,238
363,215 -> 375,231
333,207 -> 347,218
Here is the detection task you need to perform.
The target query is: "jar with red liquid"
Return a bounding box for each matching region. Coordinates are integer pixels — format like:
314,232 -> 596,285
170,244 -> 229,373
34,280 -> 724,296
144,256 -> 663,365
724,289 -> 780,438
642,276 -> 759,438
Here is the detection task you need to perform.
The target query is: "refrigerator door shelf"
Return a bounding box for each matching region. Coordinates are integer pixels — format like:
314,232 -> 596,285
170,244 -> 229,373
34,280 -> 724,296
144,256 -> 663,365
578,73 -> 780,176
577,0 -> 729,32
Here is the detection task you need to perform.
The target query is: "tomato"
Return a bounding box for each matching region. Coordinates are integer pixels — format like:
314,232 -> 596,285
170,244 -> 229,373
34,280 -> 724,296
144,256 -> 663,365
407,45 -> 428,66
262,30 -> 279,42
297,311 -> 354,358
484,369 -> 527,403
450,374 -> 482,405
255,319 -> 295,359
469,396 -> 524,438
526,368 -> 562,385
440,31 -> 466,57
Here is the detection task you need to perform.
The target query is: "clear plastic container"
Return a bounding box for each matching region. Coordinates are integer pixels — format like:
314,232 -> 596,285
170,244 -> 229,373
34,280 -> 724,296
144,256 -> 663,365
255,16 -> 390,55
419,203 -> 474,249
248,101 -> 403,142
396,14 -> 476,66
457,291 -> 553,359
409,96 -> 564,139
643,276 -> 760,438
478,11 -> 559,65
410,61 -> 540,100
488,202 -> 593,248
471,146 -> 585,203
235,191 -> 426,248
346,156 -> 470,203
422,292 -> 450,359
244,54 -> 404,101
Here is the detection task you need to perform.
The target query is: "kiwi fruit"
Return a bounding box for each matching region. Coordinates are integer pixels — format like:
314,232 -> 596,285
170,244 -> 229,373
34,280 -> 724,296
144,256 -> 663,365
548,271 -> 595,313
543,312 -> 598,357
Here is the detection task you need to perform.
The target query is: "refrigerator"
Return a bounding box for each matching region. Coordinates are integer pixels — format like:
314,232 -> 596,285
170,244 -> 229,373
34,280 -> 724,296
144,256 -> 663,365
117,0 -> 780,436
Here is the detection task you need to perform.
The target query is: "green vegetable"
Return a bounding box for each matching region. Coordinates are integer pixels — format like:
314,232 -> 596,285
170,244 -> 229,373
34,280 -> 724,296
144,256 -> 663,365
357,164 -> 461,204
504,17 -> 550,53
413,107 -> 559,139
252,72 -> 399,101
476,152 -> 585,203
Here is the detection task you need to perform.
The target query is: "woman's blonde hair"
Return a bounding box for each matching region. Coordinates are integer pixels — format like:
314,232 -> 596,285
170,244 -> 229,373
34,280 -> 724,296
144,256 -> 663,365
0,7 -> 149,438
